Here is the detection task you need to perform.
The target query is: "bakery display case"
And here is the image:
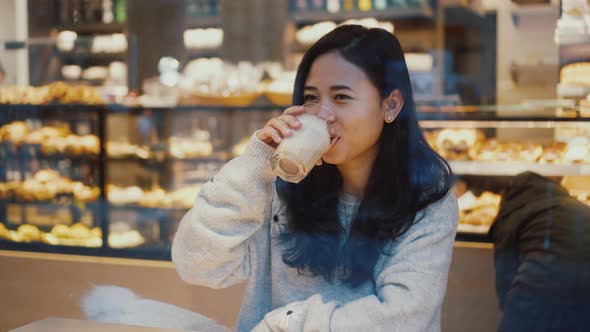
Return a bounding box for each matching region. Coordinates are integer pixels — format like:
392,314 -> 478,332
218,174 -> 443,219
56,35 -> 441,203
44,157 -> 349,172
0,103 -> 106,254
1,1 -> 581,260
104,105 -> 279,258
420,103 -> 590,241
0,99 -> 281,259
1,97 -> 589,258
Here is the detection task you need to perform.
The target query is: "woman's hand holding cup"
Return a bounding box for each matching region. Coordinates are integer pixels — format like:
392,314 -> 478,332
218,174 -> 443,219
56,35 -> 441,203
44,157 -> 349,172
256,106 -> 306,149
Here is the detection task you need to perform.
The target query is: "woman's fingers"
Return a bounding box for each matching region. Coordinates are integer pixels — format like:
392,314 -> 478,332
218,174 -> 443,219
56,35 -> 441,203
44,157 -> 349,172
262,126 -> 282,145
268,118 -> 293,138
280,115 -> 302,130
256,106 -> 307,148
283,105 -> 306,116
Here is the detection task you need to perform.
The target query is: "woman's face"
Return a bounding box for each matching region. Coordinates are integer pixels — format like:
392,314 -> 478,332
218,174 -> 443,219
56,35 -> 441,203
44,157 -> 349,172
303,51 -> 385,166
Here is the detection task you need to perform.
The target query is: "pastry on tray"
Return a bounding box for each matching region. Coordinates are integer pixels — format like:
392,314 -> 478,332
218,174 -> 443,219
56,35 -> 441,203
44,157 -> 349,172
434,129 -> 485,160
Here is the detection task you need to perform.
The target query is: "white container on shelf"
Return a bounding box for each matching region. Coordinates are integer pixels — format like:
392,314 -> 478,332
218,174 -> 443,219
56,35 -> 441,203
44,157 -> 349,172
82,66 -> 109,81
61,65 -> 82,80
56,30 -> 77,52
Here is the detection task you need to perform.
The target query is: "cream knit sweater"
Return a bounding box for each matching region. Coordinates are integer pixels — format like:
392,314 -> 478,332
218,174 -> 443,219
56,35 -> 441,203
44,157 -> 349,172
172,134 -> 458,332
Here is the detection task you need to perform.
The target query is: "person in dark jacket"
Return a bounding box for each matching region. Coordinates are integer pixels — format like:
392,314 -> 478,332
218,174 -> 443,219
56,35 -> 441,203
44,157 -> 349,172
490,171 -> 590,332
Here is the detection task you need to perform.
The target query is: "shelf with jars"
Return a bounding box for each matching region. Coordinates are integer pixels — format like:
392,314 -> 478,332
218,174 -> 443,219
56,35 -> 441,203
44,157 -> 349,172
56,0 -> 128,29
49,0 -> 129,89
183,0 -> 222,65
289,0 -> 434,24
286,0 -> 452,104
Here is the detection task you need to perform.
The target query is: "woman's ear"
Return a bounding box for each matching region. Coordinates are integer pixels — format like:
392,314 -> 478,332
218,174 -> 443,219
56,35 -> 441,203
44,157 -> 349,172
382,89 -> 404,123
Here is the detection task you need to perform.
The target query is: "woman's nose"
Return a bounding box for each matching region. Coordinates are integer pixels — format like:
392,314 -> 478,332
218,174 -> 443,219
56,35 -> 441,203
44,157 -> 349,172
305,102 -> 336,122
321,107 -> 336,123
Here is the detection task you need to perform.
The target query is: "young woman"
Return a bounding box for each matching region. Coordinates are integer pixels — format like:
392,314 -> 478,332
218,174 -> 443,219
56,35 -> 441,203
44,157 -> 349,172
172,25 -> 458,332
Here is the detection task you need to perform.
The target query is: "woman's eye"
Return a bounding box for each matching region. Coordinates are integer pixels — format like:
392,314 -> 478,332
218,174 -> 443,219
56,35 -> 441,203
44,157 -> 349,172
334,94 -> 351,101
303,95 -> 318,102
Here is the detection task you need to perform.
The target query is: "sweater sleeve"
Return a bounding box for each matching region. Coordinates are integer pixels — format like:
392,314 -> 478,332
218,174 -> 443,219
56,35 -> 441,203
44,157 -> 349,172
255,192 -> 459,332
171,133 -> 276,289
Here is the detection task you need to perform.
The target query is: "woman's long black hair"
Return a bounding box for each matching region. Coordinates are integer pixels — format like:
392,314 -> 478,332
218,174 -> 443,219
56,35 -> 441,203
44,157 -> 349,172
277,25 -> 452,287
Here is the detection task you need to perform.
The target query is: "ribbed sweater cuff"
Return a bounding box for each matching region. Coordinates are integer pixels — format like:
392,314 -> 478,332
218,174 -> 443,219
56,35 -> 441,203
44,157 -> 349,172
240,131 -> 277,183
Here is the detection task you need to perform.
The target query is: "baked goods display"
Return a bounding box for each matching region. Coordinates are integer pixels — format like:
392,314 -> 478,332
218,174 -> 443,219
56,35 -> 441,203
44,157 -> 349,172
538,142 -> 568,164
16,224 -> 43,242
168,131 -> 213,159
0,86 -> 49,105
178,58 -> 263,106
557,70 -> 590,98
0,121 -> 100,156
0,170 -> 100,202
0,223 -> 45,243
138,187 -> 172,208
0,222 -> 100,246
469,140 -> 544,163
580,94 -> 590,116
0,221 -> 145,248
566,189 -> 590,207
108,185 -> 201,209
561,176 -> 590,207
108,185 -> 145,206
0,222 -> 16,242
455,177 -> 590,234
426,129 -> 590,165
46,223 -> 102,247
107,131 -> 213,160
0,182 -> 19,200
427,129 -> 485,160
456,189 -> 502,234
108,229 -> 145,249
107,141 -> 144,159
1,70 -> 589,251
0,82 -> 104,104
560,62 -> 590,88
0,121 -> 30,145
562,137 -> 590,163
